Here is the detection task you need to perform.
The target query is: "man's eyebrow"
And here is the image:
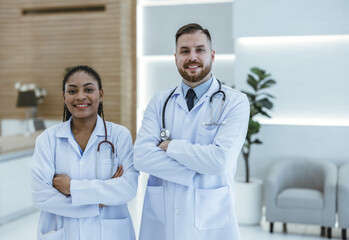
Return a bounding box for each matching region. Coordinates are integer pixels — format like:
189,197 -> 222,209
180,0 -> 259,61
179,45 -> 206,49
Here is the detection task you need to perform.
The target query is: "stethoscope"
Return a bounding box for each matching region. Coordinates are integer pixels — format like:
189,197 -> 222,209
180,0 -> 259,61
96,119 -> 115,178
160,79 -> 226,141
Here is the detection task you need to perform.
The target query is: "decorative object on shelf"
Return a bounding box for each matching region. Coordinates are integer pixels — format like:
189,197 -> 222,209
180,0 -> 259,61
14,82 -> 47,118
14,82 -> 47,135
235,67 -> 276,225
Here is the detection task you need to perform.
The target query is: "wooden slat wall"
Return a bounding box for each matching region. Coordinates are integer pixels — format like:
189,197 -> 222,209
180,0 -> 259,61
0,0 -> 137,138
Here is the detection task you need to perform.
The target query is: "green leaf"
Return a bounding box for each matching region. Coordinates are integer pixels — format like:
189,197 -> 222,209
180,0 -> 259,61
250,108 -> 259,118
256,98 -> 273,109
251,67 -> 265,79
247,119 -> 260,138
252,139 -> 262,144
260,110 -> 272,118
241,91 -> 256,101
260,79 -> 276,89
259,92 -> 275,99
247,75 -> 258,91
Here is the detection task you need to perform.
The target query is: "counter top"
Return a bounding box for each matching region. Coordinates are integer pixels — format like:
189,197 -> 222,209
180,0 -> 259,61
0,131 -> 42,161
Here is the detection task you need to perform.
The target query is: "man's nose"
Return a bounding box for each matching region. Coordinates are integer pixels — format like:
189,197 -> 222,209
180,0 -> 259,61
188,50 -> 198,61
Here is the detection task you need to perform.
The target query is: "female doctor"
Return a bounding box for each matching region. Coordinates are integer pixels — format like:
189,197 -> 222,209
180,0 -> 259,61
30,65 -> 139,240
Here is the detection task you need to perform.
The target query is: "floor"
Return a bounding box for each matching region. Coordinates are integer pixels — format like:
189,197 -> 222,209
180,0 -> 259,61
0,209 -> 344,240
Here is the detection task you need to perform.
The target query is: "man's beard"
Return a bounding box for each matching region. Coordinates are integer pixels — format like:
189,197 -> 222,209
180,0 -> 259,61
178,61 -> 212,82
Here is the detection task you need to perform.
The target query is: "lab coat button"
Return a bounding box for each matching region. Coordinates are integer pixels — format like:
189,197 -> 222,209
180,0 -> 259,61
185,119 -> 190,124
80,161 -> 85,166
174,208 -> 180,215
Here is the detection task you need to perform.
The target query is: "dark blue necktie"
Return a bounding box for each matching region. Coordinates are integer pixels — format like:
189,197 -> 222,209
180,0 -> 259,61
186,88 -> 196,111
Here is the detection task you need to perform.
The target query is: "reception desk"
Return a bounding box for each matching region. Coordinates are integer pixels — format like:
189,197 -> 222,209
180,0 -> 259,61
0,131 -> 42,224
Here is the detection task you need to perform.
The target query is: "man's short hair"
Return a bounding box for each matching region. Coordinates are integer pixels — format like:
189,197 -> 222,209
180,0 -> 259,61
175,23 -> 212,49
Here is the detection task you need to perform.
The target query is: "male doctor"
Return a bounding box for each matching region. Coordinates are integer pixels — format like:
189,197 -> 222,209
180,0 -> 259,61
134,23 -> 249,240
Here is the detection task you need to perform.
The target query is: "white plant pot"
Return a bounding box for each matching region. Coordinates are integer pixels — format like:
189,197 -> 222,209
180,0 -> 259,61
235,178 -> 263,225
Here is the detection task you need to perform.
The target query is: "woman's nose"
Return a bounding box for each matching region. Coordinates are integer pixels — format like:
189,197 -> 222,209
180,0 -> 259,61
76,91 -> 86,100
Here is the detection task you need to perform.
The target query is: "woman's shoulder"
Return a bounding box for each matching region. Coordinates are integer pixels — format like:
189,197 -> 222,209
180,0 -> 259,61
36,121 -> 68,141
106,121 -> 131,137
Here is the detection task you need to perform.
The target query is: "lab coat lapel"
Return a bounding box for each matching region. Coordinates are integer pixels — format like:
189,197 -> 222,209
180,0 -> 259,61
203,75 -> 220,99
83,115 -> 106,155
55,118 -> 81,157
173,86 -> 188,112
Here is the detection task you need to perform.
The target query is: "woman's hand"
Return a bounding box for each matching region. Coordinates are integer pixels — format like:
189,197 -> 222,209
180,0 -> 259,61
53,174 -> 71,196
112,165 -> 123,178
99,165 -> 124,208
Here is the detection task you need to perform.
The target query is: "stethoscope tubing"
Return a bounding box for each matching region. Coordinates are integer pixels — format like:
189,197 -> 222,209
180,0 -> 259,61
96,119 -> 116,179
161,79 -> 226,140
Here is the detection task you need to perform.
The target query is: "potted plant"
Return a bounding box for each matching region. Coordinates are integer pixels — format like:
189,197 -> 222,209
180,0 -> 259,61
235,67 -> 276,225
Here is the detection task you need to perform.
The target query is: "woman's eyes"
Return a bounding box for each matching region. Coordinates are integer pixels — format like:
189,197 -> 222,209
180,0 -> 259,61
85,88 -> 94,93
67,88 -> 94,94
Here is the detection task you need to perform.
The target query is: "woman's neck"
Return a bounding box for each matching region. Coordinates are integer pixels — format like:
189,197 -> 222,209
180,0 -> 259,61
71,115 -> 97,134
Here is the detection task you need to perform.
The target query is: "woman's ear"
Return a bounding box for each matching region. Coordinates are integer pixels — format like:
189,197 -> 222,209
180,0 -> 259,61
99,89 -> 104,102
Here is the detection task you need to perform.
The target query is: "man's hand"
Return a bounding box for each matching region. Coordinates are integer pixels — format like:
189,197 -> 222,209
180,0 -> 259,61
53,174 -> 71,196
158,140 -> 171,152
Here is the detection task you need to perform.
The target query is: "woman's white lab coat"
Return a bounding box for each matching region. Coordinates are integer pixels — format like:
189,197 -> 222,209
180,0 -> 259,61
134,77 -> 249,240
31,116 -> 139,240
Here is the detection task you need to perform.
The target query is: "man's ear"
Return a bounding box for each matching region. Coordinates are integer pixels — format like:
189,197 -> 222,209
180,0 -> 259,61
211,49 -> 216,63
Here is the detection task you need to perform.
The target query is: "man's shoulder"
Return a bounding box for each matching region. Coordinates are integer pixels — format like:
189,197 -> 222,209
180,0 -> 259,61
151,86 -> 179,102
221,85 -> 247,100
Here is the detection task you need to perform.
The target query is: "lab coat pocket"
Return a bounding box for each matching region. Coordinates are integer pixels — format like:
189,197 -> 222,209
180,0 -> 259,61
196,127 -> 217,145
101,218 -> 130,240
143,186 -> 166,223
195,186 -> 230,230
39,228 -> 65,240
99,157 -> 118,180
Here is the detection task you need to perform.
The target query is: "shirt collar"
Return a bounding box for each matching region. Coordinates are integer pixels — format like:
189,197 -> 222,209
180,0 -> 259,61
56,115 -> 108,138
181,75 -> 213,100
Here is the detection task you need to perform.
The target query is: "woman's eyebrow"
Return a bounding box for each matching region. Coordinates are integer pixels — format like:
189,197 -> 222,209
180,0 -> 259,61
67,82 -> 95,88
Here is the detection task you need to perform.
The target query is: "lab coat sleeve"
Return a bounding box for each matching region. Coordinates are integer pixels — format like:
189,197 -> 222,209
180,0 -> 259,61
70,127 -> 139,206
166,94 -> 250,175
31,132 -> 100,218
134,95 -> 196,187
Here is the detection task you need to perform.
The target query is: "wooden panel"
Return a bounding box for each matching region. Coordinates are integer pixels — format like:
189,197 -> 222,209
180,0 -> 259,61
0,0 -> 137,139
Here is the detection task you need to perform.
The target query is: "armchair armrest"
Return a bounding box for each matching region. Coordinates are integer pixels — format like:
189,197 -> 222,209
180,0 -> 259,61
265,160 -> 292,210
322,161 -> 337,226
338,162 -> 349,228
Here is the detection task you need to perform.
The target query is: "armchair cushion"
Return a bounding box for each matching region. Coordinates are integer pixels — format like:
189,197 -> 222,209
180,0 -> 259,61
277,188 -> 323,210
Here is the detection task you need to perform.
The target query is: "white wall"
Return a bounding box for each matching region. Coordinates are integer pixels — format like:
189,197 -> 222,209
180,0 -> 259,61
138,0 -> 235,121
233,0 -> 349,181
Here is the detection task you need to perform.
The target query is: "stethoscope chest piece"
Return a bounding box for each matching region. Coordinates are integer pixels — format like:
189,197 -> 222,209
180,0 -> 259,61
160,128 -> 170,141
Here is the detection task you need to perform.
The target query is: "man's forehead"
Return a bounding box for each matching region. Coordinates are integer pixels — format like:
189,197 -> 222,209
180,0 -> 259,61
176,32 -> 210,48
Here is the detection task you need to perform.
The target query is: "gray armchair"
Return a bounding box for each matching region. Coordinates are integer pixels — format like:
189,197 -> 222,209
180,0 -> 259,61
338,162 -> 349,240
265,159 -> 337,238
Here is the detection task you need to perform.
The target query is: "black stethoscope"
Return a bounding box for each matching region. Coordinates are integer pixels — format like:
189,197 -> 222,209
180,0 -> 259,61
96,119 -> 115,178
160,79 -> 226,141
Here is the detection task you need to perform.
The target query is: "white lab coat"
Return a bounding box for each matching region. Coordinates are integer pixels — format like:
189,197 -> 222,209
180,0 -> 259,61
134,76 -> 249,240
31,116 -> 139,240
